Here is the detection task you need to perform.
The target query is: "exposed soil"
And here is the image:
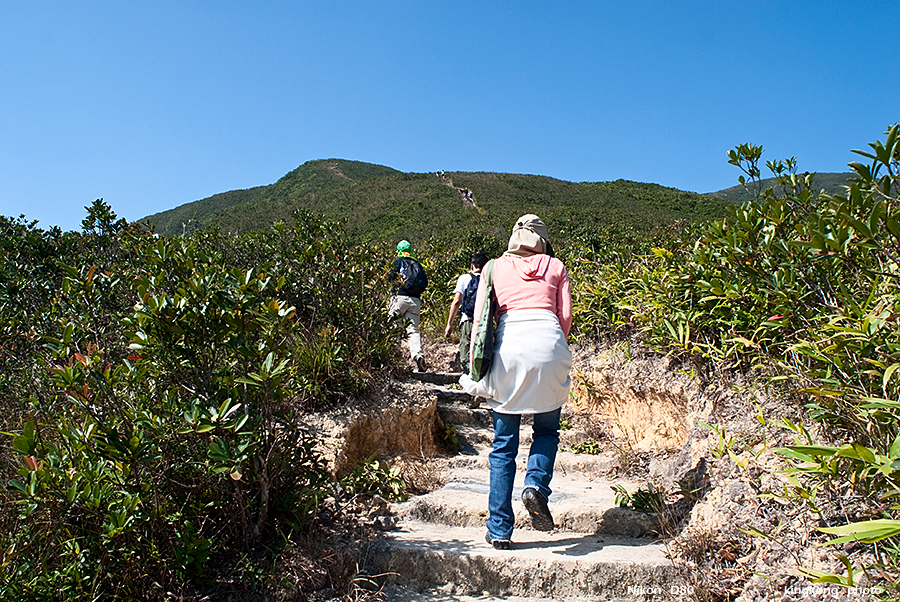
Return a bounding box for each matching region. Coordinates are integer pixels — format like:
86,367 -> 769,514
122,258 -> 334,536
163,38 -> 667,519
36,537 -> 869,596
435,171 -> 478,209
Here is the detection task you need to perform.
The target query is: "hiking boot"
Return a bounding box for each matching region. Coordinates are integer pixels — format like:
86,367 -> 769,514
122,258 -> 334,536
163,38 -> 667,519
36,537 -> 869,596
414,355 -> 427,372
485,532 -> 510,550
522,487 -> 555,531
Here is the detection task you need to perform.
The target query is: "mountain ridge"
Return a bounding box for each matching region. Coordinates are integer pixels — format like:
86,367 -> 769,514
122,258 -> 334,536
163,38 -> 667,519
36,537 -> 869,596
705,171 -> 853,202
140,159 -> 853,242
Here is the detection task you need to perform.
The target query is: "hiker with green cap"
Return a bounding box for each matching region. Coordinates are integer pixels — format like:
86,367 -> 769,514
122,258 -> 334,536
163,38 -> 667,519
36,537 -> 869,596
388,240 -> 429,371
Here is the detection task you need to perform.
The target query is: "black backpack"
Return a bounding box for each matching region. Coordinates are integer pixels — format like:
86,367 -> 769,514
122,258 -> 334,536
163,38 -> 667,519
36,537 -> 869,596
460,272 -> 480,319
399,258 -> 428,297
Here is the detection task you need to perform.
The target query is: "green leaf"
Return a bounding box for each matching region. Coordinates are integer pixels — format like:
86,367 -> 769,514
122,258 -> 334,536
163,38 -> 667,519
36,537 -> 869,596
232,414 -> 250,432
738,526 -> 772,540
851,443 -> 876,465
819,519 -> 900,544
800,569 -> 851,587
883,363 -> 900,393
888,434 -> 900,461
12,436 -> 32,455
222,402 -> 241,420
217,399 -> 232,418
727,448 -> 745,469
775,445 -> 838,460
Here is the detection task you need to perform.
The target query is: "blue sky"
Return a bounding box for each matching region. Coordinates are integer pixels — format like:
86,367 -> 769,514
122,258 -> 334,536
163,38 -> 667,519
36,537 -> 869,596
1,1 -> 897,233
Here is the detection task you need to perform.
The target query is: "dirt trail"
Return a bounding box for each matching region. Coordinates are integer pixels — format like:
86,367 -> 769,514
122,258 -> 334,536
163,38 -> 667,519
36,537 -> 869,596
331,337 -> 881,600
327,162 -> 355,182
435,171 -> 477,208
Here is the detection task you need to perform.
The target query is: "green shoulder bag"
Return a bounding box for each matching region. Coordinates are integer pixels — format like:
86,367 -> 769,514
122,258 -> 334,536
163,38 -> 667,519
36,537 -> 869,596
470,259 -> 497,382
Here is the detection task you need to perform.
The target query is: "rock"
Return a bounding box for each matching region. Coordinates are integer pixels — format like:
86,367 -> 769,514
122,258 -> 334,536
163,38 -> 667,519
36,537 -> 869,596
374,516 -> 398,530
595,506 -> 660,537
369,494 -> 390,514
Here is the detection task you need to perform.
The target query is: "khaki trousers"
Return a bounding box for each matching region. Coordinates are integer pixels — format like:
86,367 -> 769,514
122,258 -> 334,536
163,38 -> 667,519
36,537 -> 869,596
389,294 -> 422,360
459,319 -> 473,373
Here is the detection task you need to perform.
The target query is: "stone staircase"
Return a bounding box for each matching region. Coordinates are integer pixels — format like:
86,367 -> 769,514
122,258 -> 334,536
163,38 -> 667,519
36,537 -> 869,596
366,372 -> 683,600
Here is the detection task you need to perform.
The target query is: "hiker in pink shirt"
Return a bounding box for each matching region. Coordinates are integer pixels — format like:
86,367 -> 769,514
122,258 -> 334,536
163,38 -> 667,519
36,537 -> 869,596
460,215 -> 573,549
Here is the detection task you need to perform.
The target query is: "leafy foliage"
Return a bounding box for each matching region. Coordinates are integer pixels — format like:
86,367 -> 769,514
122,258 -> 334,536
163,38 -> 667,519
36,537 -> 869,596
565,439 -> 603,455
587,125 -> 900,588
611,482 -> 665,513
339,453 -> 407,502
141,161 -> 738,340
0,205 -> 405,600
5,124 -> 899,596
708,171 -> 854,204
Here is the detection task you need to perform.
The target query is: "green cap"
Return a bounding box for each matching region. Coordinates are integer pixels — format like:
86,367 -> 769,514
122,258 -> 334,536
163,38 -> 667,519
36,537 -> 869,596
397,240 -> 412,253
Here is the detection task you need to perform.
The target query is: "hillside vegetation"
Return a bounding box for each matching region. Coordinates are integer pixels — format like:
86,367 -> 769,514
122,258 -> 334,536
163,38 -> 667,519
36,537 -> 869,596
2,126 -> 899,600
708,171 -> 854,203
141,160 -> 735,244
574,129 -> 900,594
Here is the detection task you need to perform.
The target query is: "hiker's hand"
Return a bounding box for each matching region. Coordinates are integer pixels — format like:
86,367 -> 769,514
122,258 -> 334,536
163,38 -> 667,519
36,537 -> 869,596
444,325 -> 452,338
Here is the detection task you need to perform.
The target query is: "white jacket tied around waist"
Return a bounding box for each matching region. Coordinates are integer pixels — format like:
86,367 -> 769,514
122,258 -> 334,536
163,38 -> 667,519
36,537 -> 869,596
459,309 -> 572,414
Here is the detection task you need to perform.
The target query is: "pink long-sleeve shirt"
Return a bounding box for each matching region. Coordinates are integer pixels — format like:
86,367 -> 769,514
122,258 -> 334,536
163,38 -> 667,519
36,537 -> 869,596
471,253 -> 572,342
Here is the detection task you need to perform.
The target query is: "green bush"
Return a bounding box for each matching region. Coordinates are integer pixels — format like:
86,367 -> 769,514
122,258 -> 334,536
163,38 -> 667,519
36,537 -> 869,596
339,453 -> 407,501
0,206 -> 404,599
572,125 -> 900,588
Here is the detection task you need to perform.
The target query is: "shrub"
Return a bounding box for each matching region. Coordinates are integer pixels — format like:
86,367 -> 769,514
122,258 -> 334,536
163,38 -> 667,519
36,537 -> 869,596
0,206 -> 403,599
572,125 -> 900,589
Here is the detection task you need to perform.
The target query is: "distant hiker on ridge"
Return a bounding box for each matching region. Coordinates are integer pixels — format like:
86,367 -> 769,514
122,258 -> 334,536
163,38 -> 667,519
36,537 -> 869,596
388,240 -> 429,372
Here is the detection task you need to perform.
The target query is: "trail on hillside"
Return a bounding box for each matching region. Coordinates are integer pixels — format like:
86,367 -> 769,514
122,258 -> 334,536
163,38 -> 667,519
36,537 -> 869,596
436,170 -> 477,208
328,162 -> 356,183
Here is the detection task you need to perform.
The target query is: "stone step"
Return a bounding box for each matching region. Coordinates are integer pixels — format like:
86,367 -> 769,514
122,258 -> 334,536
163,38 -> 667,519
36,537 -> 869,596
382,585 -> 602,602
447,424 -> 494,452
437,402 -> 603,446
438,403 -> 610,450
433,387 -> 473,404
395,474 -> 660,537
443,430 -> 624,478
367,522 -> 678,599
410,371 -> 464,386
438,403 -> 491,427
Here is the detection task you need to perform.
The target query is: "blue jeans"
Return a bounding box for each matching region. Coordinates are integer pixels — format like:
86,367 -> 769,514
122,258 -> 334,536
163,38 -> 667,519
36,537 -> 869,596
487,407 -> 561,541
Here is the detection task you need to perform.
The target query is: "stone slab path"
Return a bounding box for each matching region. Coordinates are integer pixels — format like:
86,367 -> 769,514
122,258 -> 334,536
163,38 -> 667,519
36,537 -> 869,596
365,374 -> 683,599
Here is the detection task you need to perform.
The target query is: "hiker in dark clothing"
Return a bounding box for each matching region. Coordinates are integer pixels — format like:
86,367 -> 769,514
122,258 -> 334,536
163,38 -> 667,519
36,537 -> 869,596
388,240 -> 428,372
444,252 -> 489,374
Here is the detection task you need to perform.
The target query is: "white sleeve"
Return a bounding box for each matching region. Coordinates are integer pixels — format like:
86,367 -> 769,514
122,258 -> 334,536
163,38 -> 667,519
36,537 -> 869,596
452,273 -> 471,296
